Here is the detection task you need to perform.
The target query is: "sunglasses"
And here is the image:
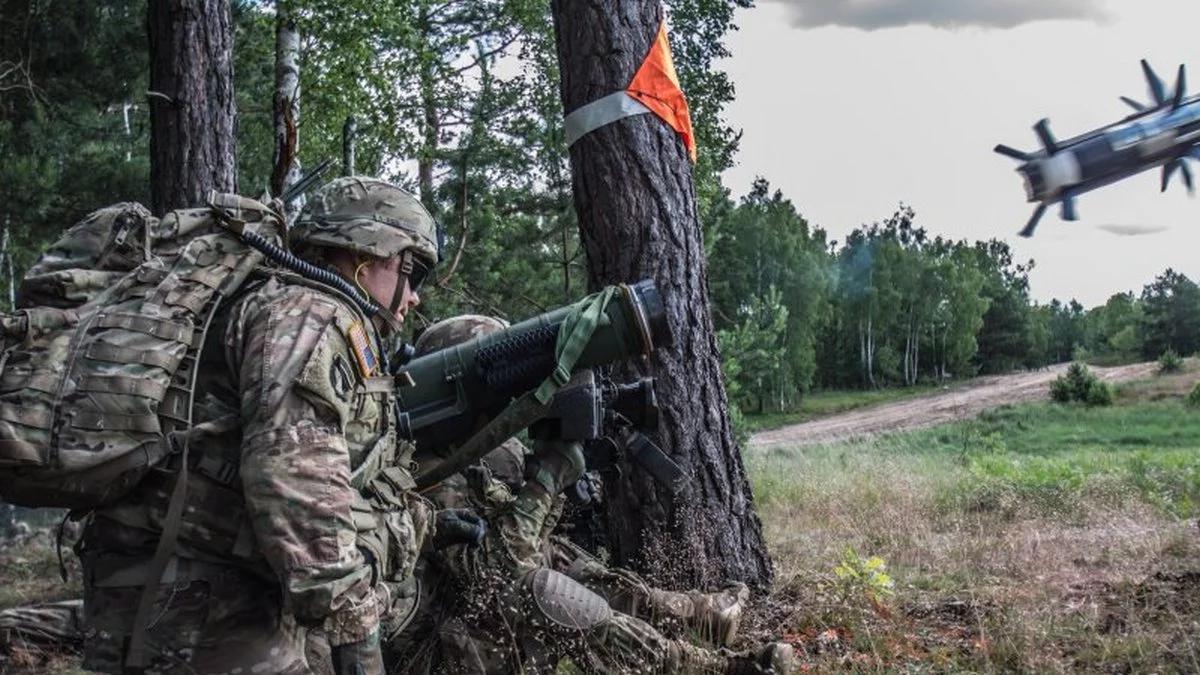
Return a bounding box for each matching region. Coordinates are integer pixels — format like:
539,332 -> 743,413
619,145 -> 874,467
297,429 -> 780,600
405,255 -> 432,293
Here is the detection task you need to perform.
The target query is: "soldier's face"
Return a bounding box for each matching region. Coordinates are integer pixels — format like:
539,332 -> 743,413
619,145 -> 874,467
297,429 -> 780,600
358,255 -> 421,323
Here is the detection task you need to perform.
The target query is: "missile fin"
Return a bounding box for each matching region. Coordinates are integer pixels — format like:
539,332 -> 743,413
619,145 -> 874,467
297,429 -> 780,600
1143,59 -> 1167,105
1173,64 -> 1187,109
1162,161 -> 1179,192
1120,96 -> 1146,112
1019,203 -> 1048,238
1061,196 -> 1079,222
994,144 -> 1032,161
1181,161 -> 1195,195
1034,119 -> 1059,155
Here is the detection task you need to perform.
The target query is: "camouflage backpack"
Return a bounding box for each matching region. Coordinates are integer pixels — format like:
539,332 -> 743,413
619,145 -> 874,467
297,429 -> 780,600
0,193 -> 283,509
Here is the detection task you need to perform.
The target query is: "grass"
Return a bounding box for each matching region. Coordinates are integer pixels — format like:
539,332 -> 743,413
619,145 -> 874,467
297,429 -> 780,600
742,383 -> 953,433
746,374 -> 1200,672
0,531 -> 82,673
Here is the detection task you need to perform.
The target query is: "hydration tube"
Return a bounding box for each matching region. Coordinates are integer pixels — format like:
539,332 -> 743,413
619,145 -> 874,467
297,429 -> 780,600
238,229 -> 383,318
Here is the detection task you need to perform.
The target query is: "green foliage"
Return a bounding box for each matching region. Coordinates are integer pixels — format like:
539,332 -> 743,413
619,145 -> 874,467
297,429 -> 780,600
831,548 -> 895,605
1157,349 -> 1184,375
1187,383 -> 1200,408
710,179 -> 829,408
1140,268 -> 1200,360
0,0 -> 150,303
718,287 -> 789,414
1084,377 -> 1114,406
1051,363 -> 1112,406
1049,375 -> 1072,403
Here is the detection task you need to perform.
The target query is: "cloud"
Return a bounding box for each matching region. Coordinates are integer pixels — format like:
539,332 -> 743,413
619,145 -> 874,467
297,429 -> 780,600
770,0 -> 1108,30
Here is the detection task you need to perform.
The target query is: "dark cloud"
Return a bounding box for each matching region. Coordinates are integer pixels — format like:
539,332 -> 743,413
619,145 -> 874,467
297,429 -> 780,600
771,0 -> 1108,30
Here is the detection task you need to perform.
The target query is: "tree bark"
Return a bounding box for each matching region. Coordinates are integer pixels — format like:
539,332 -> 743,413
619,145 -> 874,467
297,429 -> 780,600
342,116 -> 357,177
147,0 -> 236,215
271,2 -> 301,217
550,0 -> 772,589
416,4 -> 438,211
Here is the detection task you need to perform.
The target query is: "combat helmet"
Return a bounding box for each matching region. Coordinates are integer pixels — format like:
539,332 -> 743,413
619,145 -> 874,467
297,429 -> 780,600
415,314 -> 509,356
293,176 -> 440,265
413,315 -> 525,490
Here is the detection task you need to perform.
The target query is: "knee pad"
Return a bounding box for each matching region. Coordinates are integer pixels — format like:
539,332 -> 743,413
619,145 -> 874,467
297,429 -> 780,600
524,568 -> 613,631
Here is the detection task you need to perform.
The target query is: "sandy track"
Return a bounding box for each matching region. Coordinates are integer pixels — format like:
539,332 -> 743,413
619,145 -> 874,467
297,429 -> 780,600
749,361 -> 1159,450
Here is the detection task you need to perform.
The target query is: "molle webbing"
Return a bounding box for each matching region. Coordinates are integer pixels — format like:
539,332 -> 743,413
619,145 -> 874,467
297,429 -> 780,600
0,194 -> 280,512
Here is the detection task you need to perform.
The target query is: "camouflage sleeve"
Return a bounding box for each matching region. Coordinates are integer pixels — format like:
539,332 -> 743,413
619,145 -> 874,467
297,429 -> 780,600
229,284 -> 378,645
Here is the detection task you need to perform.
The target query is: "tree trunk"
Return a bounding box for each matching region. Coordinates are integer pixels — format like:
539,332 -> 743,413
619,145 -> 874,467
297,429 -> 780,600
1,218 -> 12,311
147,0 -> 236,215
271,2 -> 301,218
342,116 -> 357,176
550,0 -> 772,589
416,4 -> 438,210
866,316 -> 876,388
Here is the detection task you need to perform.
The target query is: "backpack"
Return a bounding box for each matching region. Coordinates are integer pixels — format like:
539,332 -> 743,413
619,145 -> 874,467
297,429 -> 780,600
0,192 -> 284,509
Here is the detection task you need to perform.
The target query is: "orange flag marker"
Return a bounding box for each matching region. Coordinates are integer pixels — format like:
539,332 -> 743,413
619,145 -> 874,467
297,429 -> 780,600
562,20 -> 697,162
626,21 -> 696,162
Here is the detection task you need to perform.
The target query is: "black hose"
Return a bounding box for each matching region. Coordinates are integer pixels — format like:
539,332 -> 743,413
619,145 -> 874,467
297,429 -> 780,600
240,230 -> 382,318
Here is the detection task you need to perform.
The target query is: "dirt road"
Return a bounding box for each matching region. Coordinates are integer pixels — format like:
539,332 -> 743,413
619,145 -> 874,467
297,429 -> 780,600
749,361 -> 1159,449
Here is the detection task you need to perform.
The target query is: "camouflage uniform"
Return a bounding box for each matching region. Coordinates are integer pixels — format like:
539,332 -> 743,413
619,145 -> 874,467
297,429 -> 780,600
77,178 -> 439,674
392,316 -> 792,675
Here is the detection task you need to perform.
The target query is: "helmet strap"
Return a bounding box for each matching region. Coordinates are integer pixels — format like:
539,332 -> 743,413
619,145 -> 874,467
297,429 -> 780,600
389,250 -> 415,316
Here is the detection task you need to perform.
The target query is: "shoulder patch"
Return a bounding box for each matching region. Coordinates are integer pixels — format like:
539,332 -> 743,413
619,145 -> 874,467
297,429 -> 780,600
345,320 -> 379,378
330,354 -> 354,402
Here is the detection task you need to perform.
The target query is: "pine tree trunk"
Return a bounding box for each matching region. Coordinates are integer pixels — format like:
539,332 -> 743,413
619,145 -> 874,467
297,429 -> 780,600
147,0 -> 236,215
342,116 -> 357,176
416,4 -> 438,210
550,0 -> 772,588
271,2 -> 301,217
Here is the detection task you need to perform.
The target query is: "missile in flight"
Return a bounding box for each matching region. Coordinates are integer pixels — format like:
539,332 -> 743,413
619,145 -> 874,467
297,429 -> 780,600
996,59 -> 1200,237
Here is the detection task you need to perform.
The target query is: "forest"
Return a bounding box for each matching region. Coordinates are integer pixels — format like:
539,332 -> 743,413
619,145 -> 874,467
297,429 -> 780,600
2,0 -> 1199,420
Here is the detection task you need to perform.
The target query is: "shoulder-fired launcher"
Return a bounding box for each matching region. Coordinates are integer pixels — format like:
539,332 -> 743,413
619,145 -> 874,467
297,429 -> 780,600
396,280 -> 671,488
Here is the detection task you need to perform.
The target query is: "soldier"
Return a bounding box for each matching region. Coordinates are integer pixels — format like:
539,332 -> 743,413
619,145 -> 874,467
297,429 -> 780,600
414,316 -> 749,647
398,315 -> 795,674
76,178 -> 439,674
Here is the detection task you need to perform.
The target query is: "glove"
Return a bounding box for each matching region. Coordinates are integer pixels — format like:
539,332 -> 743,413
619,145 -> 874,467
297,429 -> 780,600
432,508 -> 488,549
525,439 -> 586,496
331,629 -> 384,675
566,471 -> 602,506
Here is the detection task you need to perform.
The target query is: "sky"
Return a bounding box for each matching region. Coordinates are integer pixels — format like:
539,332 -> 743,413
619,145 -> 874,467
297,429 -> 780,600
718,0 -> 1200,306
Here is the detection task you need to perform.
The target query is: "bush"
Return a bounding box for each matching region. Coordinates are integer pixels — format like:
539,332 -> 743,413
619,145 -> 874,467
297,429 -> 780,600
1050,375 -> 1073,403
1084,379 -> 1114,406
1187,383 -> 1200,408
1157,349 -> 1184,374
1050,362 -> 1112,406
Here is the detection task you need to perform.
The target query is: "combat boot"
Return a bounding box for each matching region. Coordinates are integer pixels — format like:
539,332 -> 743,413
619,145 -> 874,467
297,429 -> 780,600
666,640 -> 796,675
648,582 -> 749,647
665,640 -> 732,674
724,642 -> 797,675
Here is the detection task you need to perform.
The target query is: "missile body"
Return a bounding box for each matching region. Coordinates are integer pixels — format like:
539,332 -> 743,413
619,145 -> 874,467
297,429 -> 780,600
997,60 -> 1200,236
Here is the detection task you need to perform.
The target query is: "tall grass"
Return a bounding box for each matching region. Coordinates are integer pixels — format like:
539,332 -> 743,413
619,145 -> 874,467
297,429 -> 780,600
748,395 -> 1200,672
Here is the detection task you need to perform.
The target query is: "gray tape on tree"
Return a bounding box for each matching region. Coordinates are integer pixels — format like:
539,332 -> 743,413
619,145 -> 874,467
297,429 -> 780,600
563,91 -> 653,146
